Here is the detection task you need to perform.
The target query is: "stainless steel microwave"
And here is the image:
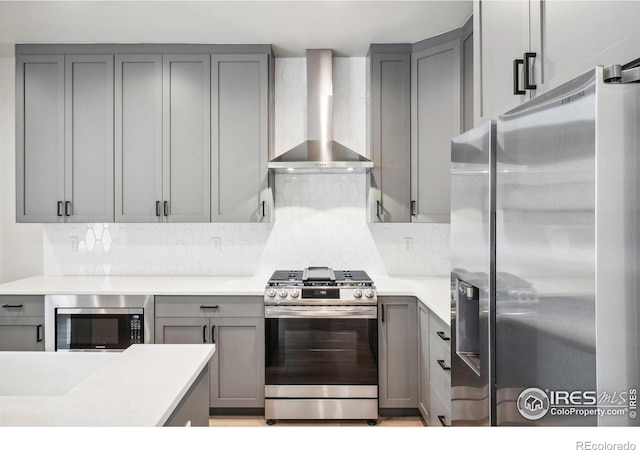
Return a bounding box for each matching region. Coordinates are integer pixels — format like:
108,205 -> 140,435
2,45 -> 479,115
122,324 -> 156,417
56,307 -> 144,351
45,295 -> 154,351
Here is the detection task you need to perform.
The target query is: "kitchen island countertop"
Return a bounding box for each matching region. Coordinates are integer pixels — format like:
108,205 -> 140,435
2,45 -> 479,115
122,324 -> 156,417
0,274 -> 451,324
0,344 -> 215,426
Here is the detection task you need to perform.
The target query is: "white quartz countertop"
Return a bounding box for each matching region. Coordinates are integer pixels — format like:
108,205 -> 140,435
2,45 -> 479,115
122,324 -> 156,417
0,274 -> 451,324
0,344 -> 215,427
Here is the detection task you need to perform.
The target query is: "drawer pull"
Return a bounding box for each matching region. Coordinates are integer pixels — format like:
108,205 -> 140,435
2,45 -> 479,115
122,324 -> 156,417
437,359 -> 451,371
211,325 -> 216,345
438,415 -> 449,427
202,325 -> 207,343
200,305 -> 220,310
2,304 -> 24,308
436,331 -> 450,341
36,324 -> 43,343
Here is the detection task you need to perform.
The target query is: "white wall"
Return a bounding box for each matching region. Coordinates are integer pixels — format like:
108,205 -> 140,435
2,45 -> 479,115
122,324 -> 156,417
0,45 -> 43,283
40,57 -> 450,278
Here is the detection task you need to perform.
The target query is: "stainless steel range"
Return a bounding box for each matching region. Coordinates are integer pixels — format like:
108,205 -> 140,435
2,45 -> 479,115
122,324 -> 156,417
264,267 -> 378,425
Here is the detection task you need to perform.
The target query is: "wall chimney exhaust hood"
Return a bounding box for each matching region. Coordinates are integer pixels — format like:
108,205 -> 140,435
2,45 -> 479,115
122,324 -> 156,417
268,49 -> 373,173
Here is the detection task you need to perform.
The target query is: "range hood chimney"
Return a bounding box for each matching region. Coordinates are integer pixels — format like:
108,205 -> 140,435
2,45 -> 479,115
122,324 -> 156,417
268,49 -> 373,173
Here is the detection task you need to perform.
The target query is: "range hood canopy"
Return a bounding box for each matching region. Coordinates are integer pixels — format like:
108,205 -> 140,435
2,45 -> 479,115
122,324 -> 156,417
268,49 -> 373,173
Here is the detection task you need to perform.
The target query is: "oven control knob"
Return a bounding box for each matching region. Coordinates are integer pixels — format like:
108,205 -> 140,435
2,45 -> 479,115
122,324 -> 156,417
290,289 -> 300,298
279,289 -> 288,298
267,288 -> 276,298
364,289 -> 375,298
353,289 -> 363,298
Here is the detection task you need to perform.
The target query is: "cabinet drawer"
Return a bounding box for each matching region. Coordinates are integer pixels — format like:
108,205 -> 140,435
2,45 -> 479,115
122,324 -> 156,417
428,383 -> 451,427
155,296 -> 264,318
0,296 -> 44,317
428,312 -> 451,343
429,332 -> 451,400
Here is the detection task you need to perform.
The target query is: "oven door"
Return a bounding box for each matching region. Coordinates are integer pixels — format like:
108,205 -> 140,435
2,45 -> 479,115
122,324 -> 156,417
55,308 -> 144,351
265,306 -> 378,387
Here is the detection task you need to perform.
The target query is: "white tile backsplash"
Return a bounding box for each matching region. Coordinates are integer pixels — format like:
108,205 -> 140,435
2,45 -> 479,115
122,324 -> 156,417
42,57 -> 450,278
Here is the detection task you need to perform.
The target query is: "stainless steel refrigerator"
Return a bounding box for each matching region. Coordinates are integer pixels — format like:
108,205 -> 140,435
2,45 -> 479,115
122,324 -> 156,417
451,65 -> 640,426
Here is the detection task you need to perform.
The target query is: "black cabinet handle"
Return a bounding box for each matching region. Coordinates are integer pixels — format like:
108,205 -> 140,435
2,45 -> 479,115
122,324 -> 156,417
524,52 -> 537,90
410,200 -> 416,217
57,201 -> 64,217
376,200 -> 383,218
202,325 -> 207,343
36,324 -> 43,343
65,201 -> 72,217
163,201 -> 169,217
437,359 -> 451,371
200,305 -> 219,310
2,304 -> 23,308
513,59 -> 525,95
156,201 -> 161,217
211,325 -> 216,345
436,331 -> 450,341
438,415 -> 449,427
381,304 -> 385,322
262,200 -> 266,217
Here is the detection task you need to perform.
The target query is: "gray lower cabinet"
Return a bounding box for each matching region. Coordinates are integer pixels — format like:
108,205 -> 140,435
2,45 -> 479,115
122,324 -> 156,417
211,53 -> 271,223
366,44 -> 412,223
426,311 -> 451,426
378,296 -> 418,410
16,54 -> 114,223
155,296 -> 265,410
163,54 -> 211,223
417,302 -> 430,421
0,296 -> 45,351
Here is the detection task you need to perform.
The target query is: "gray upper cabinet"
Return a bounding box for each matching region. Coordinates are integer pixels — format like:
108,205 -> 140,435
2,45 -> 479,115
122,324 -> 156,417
411,34 -> 461,223
473,0 -> 533,125
534,1 -> 640,93
65,55 -> 114,223
16,55 -> 65,223
163,54 -> 211,223
115,54 -> 164,223
366,44 -> 412,223
16,53 -> 114,223
211,53 -> 270,223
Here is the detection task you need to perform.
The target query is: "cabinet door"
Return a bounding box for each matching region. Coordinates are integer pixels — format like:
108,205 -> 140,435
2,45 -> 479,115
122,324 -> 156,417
211,54 -> 269,223
536,0 -> 640,93
417,303 -> 430,421
115,54 -> 164,223
155,317 -> 210,345
16,55 -> 65,223
210,317 -> 265,408
163,54 -> 211,223
367,48 -> 411,223
411,40 -> 460,223
474,0 -> 531,124
65,55 -> 114,223
0,318 -> 44,351
378,297 -> 418,409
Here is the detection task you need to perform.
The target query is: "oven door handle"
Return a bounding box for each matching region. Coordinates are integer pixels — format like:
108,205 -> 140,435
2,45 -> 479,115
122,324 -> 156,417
264,306 -> 378,319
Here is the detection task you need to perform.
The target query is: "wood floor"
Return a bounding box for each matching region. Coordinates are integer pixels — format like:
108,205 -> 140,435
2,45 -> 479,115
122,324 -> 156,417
209,415 -> 425,427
